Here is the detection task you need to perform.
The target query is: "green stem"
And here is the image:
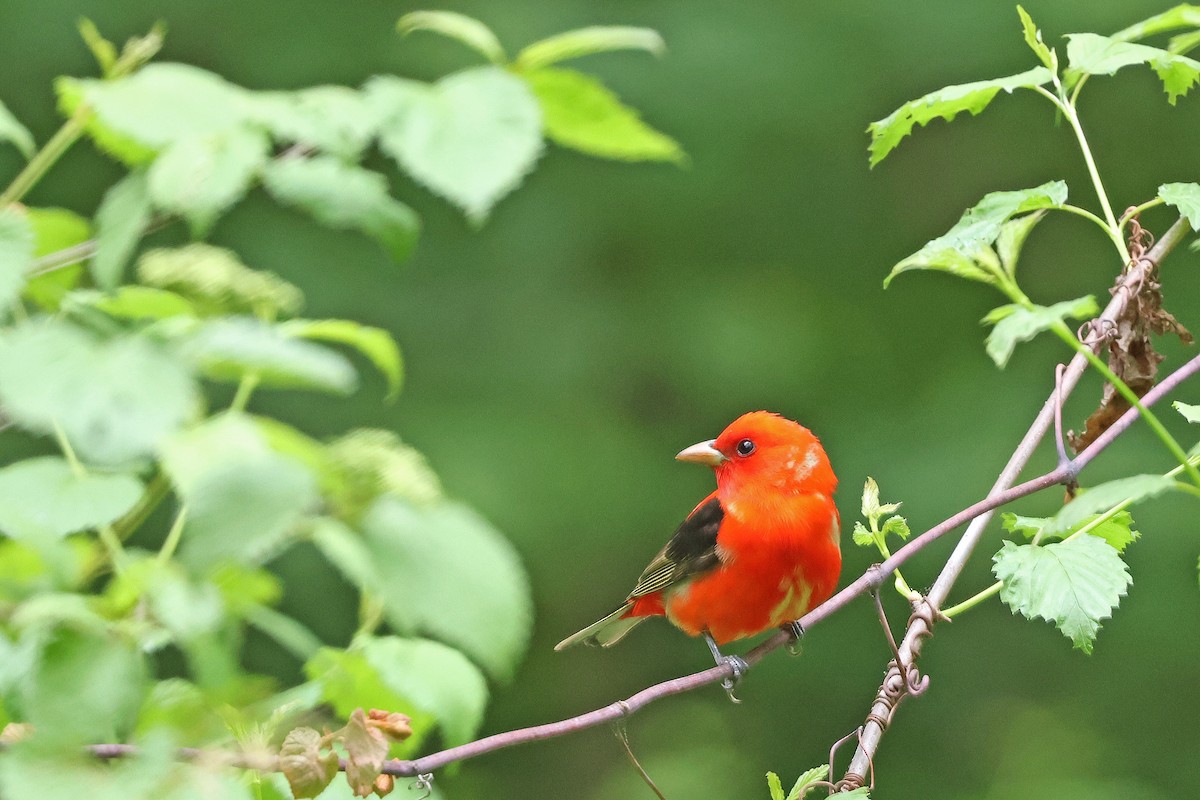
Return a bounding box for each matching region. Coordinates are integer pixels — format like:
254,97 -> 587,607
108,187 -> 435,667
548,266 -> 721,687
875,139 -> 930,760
1060,101 -> 1126,261
1119,198 -> 1166,230
112,470 -> 171,540
1058,204 -> 1128,260
157,505 -> 188,564
0,104 -> 91,206
873,533 -> 918,600
942,581 -> 1001,619
97,524 -> 128,572
52,420 -> 85,479
231,372 -> 260,412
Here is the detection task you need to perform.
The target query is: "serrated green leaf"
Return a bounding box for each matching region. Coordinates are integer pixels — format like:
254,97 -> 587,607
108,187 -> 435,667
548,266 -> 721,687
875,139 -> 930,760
515,26 -> 665,71
851,521 -> 875,547
248,86 -> 377,160
1158,183 -> 1200,229
767,772 -> 785,800
886,182 -> 1067,288
147,127 -> 269,235
0,98 -> 35,159
181,317 -> 358,394
1002,510 -> 1140,552
1174,400 -> 1200,422
361,497 -> 531,680
881,515 -> 910,540
787,764 -> 831,800
279,727 -> 339,799
278,318 -> 403,401
137,243 -> 303,317
0,457 -> 142,540
0,206 -> 35,315
1113,5 -> 1200,43
261,156 -> 420,263
1001,512 -> 1047,538
860,476 -> 880,517
996,209 -> 1047,279
1066,33 -> 1200,103
23,207 -> 90,311
0,319 -> 197,466
161,414 -> 318,570
1017,6 -> 1055,69
92,171 -> 152,290
525,67 -> 683,163
369,67 -> 543,223
1046,474 -> 1180,535
397,11 -> 506,64
993,536 -> 1131,653
867,66 -> 1052,166
66,286 -> 197,320
982,295 -> 1098,368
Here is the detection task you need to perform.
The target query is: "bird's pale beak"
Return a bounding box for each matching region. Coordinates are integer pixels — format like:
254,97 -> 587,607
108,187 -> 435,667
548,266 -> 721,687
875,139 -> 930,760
675,439 -> 727,466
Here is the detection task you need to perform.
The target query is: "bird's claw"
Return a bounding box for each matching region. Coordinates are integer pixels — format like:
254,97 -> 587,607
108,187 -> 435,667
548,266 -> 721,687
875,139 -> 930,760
720,655 -> 749,703
782,620 -> 805,656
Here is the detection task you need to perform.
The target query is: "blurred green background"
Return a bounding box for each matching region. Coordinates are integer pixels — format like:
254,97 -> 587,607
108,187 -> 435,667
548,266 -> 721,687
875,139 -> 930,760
4,0 -> 1200,797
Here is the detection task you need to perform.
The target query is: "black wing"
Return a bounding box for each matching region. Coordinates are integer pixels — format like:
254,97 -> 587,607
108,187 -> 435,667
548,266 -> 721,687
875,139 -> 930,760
627,496 -> 725,599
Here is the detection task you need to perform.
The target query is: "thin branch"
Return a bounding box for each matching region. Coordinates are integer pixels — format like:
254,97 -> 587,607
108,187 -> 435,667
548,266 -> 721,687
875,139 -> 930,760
840,215 -> 1193,782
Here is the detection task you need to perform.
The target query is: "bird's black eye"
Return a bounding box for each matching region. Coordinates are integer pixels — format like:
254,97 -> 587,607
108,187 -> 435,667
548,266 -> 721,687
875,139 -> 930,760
735,438 -> 756,457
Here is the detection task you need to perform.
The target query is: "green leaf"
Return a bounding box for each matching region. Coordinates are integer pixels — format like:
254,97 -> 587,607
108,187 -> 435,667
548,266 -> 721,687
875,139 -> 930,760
867,66 -> 1052,166
92,171 -> 153,290
261,156 -> 420,264
181,317 -> 359,394
309,517 -> 377,590
524,68 -> 683,163
1001,510 -> 1141,552
1158,182 -> 1200,229
982,295 -> 1098,368
1045,475 -> 1180,535
1113,5 -> 1200,42
881,515 -> 910,540
362,497 -> 532,680
0,206 -> 35,315
23,207 -> 91,311
993,536 -> 1131,653
1066,33 -> 1200,103
278,318 -> 403,401
1017,6 -> 1055,69
1169,29 -> 1200,56
66,286 -> 197,320
0,98 -> 35,159
787,764 -> 831,800
279,727 -> 339,799
161,414 -> 318,570
851,521 -> 875,547
1174,400 -> 1200,423
397,11 -> 506,64
77,18 -> 118,75
243,604 -> 323,660
515,26 -> 665,71
147,128 -> 269,235
767,772 -> 785,800
370,67 -> 543,223
1001,512 -> 1046,539
137,243 -> 303,317
996,209 -> 1048,279
885,182 -> 1067,288
0,319 -> 198,466
248,86 -> 377,160
0,457 -> 142,540
55,77 -> 157,166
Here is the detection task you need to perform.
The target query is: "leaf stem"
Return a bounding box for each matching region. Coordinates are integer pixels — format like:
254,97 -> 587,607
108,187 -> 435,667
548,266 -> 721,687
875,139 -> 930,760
0,104 -> 91,206
1057,204 -> 1127,260
52,420 -> 85,479
1059,100 -> 1127,261
231,372 -> 260,412
111,470 -> 171,540
1119,197 -> 1166,230
157,505 -> 188,564
942,581 -> 1001,618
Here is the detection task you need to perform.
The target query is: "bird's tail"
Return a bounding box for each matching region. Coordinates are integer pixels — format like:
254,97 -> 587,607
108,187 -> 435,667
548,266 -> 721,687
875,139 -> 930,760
554,602 -> 648,650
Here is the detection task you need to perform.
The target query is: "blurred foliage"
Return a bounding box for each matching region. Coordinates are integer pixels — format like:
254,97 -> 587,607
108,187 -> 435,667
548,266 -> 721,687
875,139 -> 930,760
1,2 -> 1200,800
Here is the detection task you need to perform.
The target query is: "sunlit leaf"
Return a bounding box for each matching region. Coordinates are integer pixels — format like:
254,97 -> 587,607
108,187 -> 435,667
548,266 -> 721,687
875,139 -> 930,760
524,67 -> 683,162
1001,510 -> 1140,552
397,10 -> 506,64
249,86 -> 378,160
868,66 -> 1052,166
0,457 -> 142,540
1066,33 -> 1200,103
92,171 -> 153,290
993,536 -> 1131,653
982,294 -> 1098,368
147,127 -> 269,235
1017,6 -> 1055,69
23,207 -> 90,310
1044,475 -> 1180,535
1174,400 -> 1200,423
515,26 -> 665,71
66,286 -> 196,320
0,98 -> 34,159
1112,4 -> 1200,42
369,67 -> 543,223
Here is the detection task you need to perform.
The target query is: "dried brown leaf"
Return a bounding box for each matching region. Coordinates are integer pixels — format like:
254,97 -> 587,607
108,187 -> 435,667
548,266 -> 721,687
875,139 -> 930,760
367,708 -> 413,742
279,726 -> 339,799
342,708 -> 389,798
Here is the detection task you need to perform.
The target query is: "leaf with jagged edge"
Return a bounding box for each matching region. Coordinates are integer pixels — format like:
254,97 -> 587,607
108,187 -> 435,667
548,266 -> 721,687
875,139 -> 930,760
787,764 -> 831,800
1017,6 -> 1055,69
397,10 -> 506,64
1066,33 -> 1200,103
1112,5 -> 1200,43
982,294 -> 1098,368
515,26 -> 664,71
1159,183 -> 1200,229
1001,510 -> 1140,553
1044,475 -> 1181,535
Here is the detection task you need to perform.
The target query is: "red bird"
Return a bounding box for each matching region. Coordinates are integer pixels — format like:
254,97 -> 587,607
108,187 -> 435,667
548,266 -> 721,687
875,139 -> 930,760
556,411 -> 840,696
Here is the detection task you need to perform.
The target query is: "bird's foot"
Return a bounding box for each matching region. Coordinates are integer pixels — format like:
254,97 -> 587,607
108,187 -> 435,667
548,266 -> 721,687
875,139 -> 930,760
719,655 -> 749,704
782,620 -> 805,656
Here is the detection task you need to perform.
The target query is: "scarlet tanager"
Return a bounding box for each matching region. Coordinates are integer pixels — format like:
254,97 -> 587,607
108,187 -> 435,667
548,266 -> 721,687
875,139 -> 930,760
556,411 -> 840,694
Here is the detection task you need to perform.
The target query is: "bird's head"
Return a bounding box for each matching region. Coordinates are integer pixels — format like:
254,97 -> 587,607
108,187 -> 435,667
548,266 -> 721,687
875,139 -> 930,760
675,411 -> 836,499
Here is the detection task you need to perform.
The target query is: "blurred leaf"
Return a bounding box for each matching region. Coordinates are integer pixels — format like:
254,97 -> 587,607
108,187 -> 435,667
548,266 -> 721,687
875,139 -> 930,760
262,156 -> 420,264
77,18 -> 118,75
138,243 -> 303,317
135,678 -> 226,742
1174,400 -> 1200,422
67,286 -> 197,320
243,603 -> 323,661
181,317 -> 358,394
0,538 -> 93,602
18,626 -> 146,743
161,414 -> 318,570
278,319 -> 402,401
787,764 -> 830,800
0,736 -> 177,800
993,536 -> 1131,653
982,295 -> 1098,368
0,457 -> 142,540
147,128 -> 269,235
867,66 -> 1052,166
23,207 -> 90,311
1045,475 -> 1180,535
92,170 -> 153,290
325,430 -> 442,520
1158,182 -> 1200,229
1017,6 -> 1055,70
55,77 -> 158,165
342,708 -> 388,796
362,498 -> 531,680
0,206 -> 34,315
280,727 -> 339,799
1113,4 -> 1200,42
0,98 -> 34,158
209,562 -> 283,613
250,86 -> 377,160
370,67 -> 543,223
1170,28 -> 1200,55
1066,33 -> 1200,103
515,26 -> 665,70
309,516 -> 376,590
397,11 -> 506,64
524,68 -> 682,163
885,182 -> 1066,287
0,318 -> 197,466
995,209 -> 1047,279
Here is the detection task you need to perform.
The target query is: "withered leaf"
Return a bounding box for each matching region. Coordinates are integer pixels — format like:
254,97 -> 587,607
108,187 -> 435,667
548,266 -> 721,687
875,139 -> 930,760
279,726 -> 339,799
342,708 -> 390,798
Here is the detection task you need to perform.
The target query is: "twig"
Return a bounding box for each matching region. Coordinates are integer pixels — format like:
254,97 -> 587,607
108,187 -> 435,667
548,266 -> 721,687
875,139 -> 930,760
839,215 -> 1193,782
